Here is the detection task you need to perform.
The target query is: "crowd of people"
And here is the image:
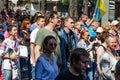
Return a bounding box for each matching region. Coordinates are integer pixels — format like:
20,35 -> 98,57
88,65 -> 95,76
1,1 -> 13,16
0,4 -> 120,80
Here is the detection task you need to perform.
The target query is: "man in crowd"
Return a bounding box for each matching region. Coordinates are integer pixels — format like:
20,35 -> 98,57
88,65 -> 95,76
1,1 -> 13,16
57,17 -> 77,72
55,48 -> 89,80
35,12 -> 62,65
30,16 -> 45,80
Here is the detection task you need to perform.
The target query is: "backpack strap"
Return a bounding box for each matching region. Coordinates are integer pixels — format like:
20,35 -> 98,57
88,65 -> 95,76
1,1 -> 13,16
99,45 -> 106,51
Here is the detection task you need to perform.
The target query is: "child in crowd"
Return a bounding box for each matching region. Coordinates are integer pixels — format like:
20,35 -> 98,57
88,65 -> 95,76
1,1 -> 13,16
0,25 -> 20,80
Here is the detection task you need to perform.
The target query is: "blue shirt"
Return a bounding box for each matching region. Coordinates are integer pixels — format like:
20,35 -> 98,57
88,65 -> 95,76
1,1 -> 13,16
30,23 -> 37,32
2,22 -> 7,33
35,55 -> 58,80
87,26 -> 97,41
81,23 -> 88,31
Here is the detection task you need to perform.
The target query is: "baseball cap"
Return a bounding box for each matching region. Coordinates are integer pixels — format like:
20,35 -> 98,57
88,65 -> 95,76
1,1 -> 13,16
111,20 -> 119,26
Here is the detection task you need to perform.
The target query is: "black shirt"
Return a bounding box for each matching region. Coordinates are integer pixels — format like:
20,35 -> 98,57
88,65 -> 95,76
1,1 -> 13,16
55,69 -> 86,80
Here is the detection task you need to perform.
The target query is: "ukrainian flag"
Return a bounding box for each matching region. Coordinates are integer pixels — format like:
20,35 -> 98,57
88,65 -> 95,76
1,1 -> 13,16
94,0 -> 106,21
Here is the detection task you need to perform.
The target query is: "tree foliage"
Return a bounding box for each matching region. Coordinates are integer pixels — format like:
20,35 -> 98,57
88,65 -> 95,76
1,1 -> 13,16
60,0 -> 68,6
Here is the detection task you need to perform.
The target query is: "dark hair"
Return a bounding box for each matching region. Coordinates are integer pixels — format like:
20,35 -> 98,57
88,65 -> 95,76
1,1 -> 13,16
115,61 -> 120,74
70,48 -> 89,65
79,14 -> 88,21
45,12 -> 57,25
31,12 -> 44,23
6,18 -> 16,26
42,35 -> 56,52
0,24 -> 3,28
99,31 -> 109,43
7,25 -> 16,32
36,16 -> 45,22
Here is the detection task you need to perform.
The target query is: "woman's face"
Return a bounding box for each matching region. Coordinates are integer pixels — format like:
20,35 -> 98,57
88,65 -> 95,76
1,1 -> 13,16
46,38 -> 57,53
82,32 -> 89,41
26,23 -> 31,29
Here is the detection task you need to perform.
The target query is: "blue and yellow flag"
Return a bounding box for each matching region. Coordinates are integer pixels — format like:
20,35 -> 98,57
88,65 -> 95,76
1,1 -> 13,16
94,0 -> 106,21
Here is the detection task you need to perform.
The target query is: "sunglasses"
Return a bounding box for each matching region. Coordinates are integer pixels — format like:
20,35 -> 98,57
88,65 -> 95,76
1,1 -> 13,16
96,32 -> 102,35
80,24 -> 84,26
48,43 -> 57,46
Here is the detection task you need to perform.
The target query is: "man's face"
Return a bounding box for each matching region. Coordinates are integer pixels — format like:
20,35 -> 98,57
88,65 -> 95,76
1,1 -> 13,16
53,14 -> 59,25
9,27 -> 17,37
92,23 -> 99,31
96,32 -> 102,40
37,18 -> 45,28
81,15 -> 88,22
113,26 -> 118,32
107,37 -> 117,51
75,22 -> 82,31
65,18 -> 74,31
74,56 -> 89,73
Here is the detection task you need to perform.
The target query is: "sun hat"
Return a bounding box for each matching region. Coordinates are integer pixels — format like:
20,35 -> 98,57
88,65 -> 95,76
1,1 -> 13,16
111,20 -> 119,26
96,27 -> 104,33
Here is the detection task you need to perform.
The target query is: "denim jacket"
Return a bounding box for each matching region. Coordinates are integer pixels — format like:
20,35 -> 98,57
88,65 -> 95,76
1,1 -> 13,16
57,28 -> 77,71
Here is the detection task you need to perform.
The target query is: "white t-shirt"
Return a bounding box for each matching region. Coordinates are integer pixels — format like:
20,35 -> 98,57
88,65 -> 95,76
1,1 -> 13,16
0,38 -> 20,70
30,28 -> 39,43
30,28 -> 39,64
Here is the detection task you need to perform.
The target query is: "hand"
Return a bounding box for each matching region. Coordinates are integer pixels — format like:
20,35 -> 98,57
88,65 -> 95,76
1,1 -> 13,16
116,57 -> 120,60
11,55 -> 19,61
93,13 -> 96,17
32,60 -> 36,67
98,70 -> 102,74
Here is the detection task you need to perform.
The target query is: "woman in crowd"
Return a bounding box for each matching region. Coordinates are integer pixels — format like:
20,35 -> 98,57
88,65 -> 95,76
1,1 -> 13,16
19,18 -> 31,79
4,18 -> 17,38
77,30 -> 97,80
35,35 -> 58,80
88,27 -> 108,80
95,30 -> 109,79
20,18 -> 31,47
77,30 -> 96,52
